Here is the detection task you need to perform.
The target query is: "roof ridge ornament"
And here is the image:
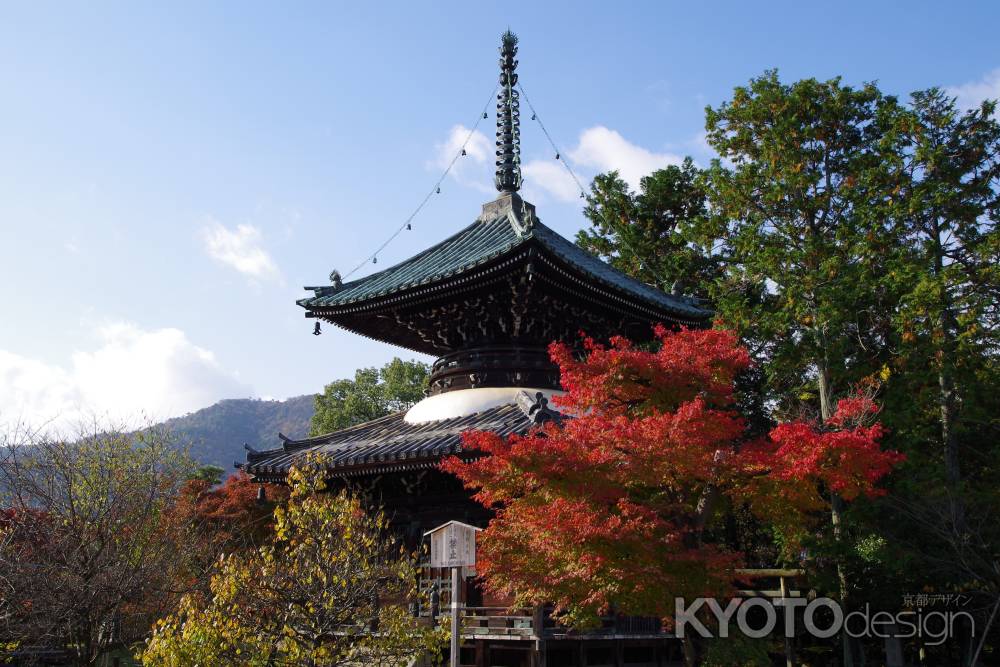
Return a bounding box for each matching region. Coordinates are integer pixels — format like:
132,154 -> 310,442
494,30 -> 522,193
515,390 -> 561,425
505,197 -> 536,237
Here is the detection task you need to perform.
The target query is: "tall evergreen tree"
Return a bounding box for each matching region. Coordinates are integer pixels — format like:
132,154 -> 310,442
878,92 -> 1000,660
698,71 -> 908,666
890,89 -> 1000,501
575,158 -> 718,300
567,69 -> 1000,664
701,70 -> 903,423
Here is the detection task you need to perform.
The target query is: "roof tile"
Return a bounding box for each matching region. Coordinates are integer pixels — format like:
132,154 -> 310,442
301,212 -> 709,319
245,400 -> 540,477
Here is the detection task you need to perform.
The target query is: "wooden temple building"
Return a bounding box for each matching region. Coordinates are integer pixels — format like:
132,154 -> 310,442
241,31 -> 711,667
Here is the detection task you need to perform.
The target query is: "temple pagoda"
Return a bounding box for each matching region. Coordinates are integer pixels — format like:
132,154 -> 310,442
242,31 -> 710,667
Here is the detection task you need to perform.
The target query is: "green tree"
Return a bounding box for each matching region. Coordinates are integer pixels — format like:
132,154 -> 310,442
699,71 -> 906,665
575,158 -> 719,299
701,70 -> 904,424
310,358 -> 429,435
876,90 -> 1000,663
891,89 -> 1000,502
0,422 -> 195,666
142,460 -> 445,667
188,463 -> 225,485
556,70 -> 1000,662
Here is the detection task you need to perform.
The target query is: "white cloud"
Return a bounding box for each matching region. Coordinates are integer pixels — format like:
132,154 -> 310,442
521,126 -> 686,202
429,124 -> 493,192
522,159 -> 581,203
430,123 -> 688,203
0,322 -> 250,433
432,124 -> 492,167
569,126 -> 684,190
946,68 -> 1000,114
0,351 -> 77,428
200,219 -> 281,282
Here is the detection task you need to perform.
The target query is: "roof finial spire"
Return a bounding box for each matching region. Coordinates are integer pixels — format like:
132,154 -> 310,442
494,30 -> 522,193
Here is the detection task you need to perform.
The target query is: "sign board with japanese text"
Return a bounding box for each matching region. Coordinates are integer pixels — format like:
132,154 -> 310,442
425,520 -> 480,568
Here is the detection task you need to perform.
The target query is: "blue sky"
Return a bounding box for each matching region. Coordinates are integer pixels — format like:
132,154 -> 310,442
2,1 -> 998,428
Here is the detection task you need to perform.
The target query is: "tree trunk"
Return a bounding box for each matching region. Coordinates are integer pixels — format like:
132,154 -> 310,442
830,492 -> 854,667
970,594 -> 1000,667
682,633 -> 699,667
937,330 -> 960,489
883,622 -> 904,667
936,307 -> 965,535
931,218 -> 965,532
816,342 -> 859,667
693,484 -> 720,544
817,352 -> 834,424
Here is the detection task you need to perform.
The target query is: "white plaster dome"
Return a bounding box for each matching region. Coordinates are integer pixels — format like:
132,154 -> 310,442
404,386 -> 563,424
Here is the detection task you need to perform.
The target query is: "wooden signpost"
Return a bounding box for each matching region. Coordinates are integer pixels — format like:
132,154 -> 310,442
425,521 -> 482,667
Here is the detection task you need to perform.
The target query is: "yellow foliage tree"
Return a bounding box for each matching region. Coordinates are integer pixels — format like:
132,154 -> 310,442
142,459 -> 445,667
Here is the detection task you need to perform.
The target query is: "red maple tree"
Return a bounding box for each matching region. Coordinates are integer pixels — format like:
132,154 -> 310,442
178,471 -> 288,546
165,471 -> 289,590
442,326 -> 903,628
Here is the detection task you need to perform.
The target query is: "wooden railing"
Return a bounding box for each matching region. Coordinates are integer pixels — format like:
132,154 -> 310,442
418,567 -> 806,643
461,606 -> 535,638
457,606 -> 666,640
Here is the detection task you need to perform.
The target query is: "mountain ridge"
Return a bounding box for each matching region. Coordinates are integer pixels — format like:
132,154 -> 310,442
158,395 -> 315,471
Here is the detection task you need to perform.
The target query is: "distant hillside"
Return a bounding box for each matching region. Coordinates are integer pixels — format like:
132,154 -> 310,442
159,395 -> 315,471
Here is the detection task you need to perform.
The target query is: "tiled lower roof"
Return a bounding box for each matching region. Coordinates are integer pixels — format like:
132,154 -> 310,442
241,392 -> 559,479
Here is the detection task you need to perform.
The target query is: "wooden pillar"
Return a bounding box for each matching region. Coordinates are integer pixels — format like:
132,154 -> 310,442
578,640 -> 587,667
780,575 -> 795,667
883,623 -> 904,667
533,639 -> 547,667
533,605 -> 545,639
474,639 -> 486,667
451,567 -> 461,667
614,639 -> 624,667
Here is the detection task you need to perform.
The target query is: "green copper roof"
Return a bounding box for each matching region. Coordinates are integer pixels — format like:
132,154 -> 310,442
300,204 -> 710,321
301,214 -> 522,307
530,223 -> 709,319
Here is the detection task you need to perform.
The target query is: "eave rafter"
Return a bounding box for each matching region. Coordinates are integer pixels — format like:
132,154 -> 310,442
305,240 -> 703,356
